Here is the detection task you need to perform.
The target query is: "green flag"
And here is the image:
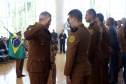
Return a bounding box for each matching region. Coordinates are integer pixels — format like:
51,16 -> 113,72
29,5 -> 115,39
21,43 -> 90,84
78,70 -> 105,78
8,32 -> 24,59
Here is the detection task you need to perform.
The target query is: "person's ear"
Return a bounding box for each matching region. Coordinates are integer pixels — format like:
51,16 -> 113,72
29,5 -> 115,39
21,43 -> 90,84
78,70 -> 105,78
98,18 -> 100,22
72,17 -> 76,21
90,14 -> 93,18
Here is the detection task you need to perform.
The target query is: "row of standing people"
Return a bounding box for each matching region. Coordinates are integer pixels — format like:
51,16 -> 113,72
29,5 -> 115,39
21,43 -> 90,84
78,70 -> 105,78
23,9 -> 126,84
52,29 -> 67,54
64,9 -> 126,84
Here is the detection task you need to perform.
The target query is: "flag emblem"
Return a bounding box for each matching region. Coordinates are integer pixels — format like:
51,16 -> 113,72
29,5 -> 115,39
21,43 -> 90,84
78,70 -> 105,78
11,35 -> 22,54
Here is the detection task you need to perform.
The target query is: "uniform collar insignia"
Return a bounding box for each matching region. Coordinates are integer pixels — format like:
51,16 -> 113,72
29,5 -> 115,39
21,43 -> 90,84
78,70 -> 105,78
71,27 -> 78,32
89,23 -> 94,26
89,20 -> 96,26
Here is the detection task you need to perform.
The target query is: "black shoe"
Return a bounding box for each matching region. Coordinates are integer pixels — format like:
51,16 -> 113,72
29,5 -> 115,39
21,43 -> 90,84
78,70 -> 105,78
20,74 -> 25,77
17,75 -> 21,78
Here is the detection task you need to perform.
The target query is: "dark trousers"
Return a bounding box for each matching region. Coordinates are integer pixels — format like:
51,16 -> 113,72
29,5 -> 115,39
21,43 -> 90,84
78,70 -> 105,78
16,59 -> 24,75
60,41 -> 65,53
109,50 -> 118,83
121,52 -> 126,84
28,71 -> 49,84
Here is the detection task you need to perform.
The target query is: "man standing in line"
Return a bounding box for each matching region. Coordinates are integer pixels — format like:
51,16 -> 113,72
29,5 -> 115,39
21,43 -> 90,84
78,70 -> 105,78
64,9 -> 91,84
85,9 -> 103,84
51,29 -> 58,42
24,11 -> 52,84
96,13 -> 112,84
106,17 -> 119,84
59,30 -> 67,53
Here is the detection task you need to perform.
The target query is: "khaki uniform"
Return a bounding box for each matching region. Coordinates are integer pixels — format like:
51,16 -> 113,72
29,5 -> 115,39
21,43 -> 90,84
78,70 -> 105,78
64,24 -> 91,84
24,22 -> 51,84
118,26 -> 126,83
118,27 -> 125,69
118,27 -> 126,52
100,23 -> 110,84
88,21 -> 103,84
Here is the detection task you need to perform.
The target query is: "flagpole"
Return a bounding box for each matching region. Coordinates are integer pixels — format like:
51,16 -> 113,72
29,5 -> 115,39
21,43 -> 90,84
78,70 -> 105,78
3,26 -> 9,32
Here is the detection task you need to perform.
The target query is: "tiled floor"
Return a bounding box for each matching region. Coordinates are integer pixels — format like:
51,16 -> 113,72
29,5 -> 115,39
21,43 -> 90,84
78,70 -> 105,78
0,54 -> 125,84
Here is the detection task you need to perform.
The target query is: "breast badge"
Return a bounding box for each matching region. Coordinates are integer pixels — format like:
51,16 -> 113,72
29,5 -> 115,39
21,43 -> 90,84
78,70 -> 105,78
89,29 -> 94,35
69,36 -> 75,43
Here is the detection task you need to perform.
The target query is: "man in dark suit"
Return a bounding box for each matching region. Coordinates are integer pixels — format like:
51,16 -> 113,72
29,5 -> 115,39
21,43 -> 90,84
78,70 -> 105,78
51,29 -> 58,42
59,30 -> 67,53
106,17 -> 119,84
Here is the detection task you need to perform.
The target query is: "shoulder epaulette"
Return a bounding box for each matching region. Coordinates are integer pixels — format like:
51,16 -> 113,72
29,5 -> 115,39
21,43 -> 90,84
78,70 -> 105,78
90,23 -> 94,26
71,27 -> 78,32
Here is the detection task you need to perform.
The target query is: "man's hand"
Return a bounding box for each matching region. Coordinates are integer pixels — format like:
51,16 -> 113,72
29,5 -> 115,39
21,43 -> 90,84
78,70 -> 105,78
38,17 -> 51,26
66,76 -> 71,83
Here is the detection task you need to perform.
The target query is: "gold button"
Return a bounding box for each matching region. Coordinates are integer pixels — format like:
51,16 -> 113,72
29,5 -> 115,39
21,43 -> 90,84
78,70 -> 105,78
38,59 -> 40,61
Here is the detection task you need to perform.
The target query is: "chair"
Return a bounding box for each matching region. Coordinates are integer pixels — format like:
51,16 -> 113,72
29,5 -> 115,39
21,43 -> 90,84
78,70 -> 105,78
0,49 -> 8,64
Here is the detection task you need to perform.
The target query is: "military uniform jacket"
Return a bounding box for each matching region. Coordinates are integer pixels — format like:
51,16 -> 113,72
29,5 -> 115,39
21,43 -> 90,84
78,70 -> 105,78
64,24 -> 91,77
118,26 -> 126,52
24,22 -> 51,72
100,23 -> 111,58
88,21 -> 103,62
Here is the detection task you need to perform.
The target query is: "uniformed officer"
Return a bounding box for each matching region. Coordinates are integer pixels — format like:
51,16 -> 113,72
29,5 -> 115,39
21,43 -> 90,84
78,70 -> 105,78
118,18 -> 126,84
64,9 -> 91,84
16,31 -> 25,78
117,20 -> 122,29
106,17 -> 119,84
96,13 -> 112,84
85,9 -> 103,84
24,11 -> 52,84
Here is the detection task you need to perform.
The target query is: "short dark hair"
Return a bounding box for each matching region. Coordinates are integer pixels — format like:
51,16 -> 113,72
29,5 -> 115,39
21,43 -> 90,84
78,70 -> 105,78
114,21 -> 117,26
96,13 -> 104,22
109,17 -> 115,25
87,9 -> 96,18
68,9 -> 82,22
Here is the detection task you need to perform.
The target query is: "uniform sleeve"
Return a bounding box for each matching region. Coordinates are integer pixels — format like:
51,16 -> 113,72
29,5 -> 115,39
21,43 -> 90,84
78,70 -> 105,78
102,27 -> 111,52
88,27 -> 98,62
24,23 -> 44,40
64,33 -> 80,76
